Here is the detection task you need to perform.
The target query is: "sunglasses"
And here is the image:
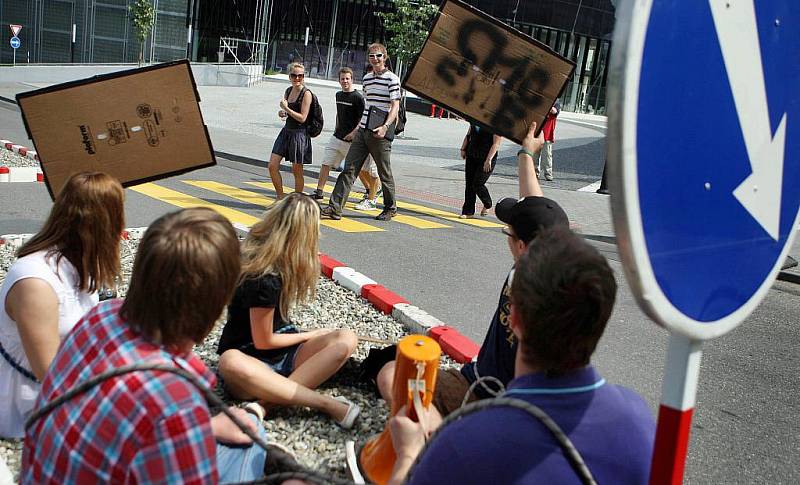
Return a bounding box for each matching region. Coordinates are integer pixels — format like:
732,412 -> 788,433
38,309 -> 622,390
368,53 -> 384,59
289,73 -> 305,79
502,227 -> 518,239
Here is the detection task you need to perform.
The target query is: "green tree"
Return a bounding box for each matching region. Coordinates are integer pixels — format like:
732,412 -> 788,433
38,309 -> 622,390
130,0 -> 155,66
377,0 -> 439,78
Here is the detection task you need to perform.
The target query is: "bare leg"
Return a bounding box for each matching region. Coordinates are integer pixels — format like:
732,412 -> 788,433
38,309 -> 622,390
268,154 -> 284,199
218,349 -> 350,422
317,164 -> 332,191
289,329 -> 358,389
358,171 -> 371,195
376,360 -> 396,405
292,163 -> 305,193
367,174 -> 380,200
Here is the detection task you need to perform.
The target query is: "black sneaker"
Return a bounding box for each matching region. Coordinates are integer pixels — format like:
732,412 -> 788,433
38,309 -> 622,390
320,206 -> 342,220
375,208 -> 397,221
311,188 -> 324,200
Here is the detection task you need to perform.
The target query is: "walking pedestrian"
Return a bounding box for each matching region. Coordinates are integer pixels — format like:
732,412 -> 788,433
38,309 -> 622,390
537,100 -> 561,181
217,194 -> 361,428
269,62 -> 313,199
321,43 -> 401,221
459,123 -> 502,218
0,172 -> 124,438
312,67 -> 365,200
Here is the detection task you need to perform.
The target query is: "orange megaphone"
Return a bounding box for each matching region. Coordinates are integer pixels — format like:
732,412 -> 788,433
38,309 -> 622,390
359,334 -> 441,485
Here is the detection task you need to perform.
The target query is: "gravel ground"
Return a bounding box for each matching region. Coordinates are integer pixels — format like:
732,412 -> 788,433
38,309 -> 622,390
0,235 -> 455,482
0,149 -> 39,168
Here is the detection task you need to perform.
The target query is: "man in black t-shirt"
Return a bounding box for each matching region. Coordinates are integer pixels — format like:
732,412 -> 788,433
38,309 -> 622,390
312,67 -> 366,200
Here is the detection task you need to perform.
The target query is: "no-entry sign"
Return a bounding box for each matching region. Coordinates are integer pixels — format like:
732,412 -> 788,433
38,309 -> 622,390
608,0 -> 799,484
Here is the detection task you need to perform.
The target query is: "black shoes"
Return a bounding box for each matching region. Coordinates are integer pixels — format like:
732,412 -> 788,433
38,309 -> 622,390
320,206 -> 342,220
375,208 -> 397,221
311,188 -> 324,200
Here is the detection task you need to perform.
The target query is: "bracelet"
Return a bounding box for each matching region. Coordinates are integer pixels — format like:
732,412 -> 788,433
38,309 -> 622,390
517,148 -> 536,158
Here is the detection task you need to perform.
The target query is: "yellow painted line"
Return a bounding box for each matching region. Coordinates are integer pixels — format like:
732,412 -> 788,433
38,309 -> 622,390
272,182 -> 451,229
189,181 -> 383,233
305,183 -> 502,228
253,182 -> 449,229
130,183 -> 261,227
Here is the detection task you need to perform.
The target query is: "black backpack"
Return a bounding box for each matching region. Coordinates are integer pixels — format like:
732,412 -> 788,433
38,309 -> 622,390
284,87 -> 324,137
306,91 -> 324,137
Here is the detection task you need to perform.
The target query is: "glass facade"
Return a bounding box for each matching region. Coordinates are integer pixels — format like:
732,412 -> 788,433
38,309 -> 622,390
0,0 -> 189,64
1,0 -> 614,112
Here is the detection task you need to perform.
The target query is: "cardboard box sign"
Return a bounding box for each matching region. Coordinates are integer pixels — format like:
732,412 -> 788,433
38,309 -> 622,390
17,60 -> 215,199
404,0 -> 575,144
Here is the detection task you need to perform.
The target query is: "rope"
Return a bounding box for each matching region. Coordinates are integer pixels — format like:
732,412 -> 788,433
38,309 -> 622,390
408,397 -> 598,485
24,363 -> 354,485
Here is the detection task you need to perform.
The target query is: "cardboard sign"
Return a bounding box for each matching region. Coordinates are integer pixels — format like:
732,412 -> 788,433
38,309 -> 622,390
17,60 -> 215,199
404,0 -> 575,144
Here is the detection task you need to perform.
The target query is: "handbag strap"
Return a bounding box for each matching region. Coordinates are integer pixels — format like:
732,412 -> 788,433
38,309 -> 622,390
0,337 -> 38,382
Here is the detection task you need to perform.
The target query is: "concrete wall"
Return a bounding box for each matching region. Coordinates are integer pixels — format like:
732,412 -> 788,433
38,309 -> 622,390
0,63 -> 263,87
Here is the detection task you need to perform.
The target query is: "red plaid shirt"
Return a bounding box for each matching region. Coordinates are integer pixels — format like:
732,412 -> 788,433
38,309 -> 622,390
22,299 -> 219,484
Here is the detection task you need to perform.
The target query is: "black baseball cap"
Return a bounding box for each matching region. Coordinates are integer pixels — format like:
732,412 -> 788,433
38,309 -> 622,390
495,196 -> 569,243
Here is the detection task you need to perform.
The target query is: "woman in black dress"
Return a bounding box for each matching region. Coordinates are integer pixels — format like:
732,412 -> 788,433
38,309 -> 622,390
268,63 -> 313,199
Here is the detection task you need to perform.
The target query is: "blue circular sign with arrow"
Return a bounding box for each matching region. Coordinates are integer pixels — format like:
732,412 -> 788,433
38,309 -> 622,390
608,0 -> 799,340
10,36 -> 20,49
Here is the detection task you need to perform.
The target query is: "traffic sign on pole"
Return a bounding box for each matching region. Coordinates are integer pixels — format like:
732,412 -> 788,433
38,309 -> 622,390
9,24 -> 22,37
608,1 -> 798,484
10,36 -> 20,49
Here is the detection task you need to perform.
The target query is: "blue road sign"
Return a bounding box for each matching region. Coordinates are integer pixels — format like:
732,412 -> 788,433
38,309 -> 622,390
10,36 -> 20,49
608,0 -> 799,340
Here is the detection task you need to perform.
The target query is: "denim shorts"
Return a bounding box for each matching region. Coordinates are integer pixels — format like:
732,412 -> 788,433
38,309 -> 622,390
238,325 -> 302,377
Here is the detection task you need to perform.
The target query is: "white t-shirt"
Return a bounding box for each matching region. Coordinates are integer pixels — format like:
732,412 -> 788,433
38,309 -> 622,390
359,69 -> 402,128
0,250 -> 97,438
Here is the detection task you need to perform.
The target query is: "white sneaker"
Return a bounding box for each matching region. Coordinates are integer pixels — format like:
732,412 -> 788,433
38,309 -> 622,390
355,198 -> 377,210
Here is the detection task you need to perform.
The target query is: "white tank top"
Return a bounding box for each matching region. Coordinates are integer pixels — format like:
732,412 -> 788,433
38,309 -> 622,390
0,250 -> 98,438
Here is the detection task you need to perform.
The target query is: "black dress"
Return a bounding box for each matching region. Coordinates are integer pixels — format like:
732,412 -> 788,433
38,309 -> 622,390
271,87 -> 313,164
462,124 -> 497,215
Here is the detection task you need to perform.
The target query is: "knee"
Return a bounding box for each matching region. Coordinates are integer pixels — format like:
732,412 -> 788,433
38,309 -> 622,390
268,158 -> 281,171
331,329 -> 358,360
218,351 -> 254,382
377,361 -> 396,400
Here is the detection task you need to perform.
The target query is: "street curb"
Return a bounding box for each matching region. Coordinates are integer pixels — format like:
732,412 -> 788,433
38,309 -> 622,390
1,138 -> 44,183
320,252 -> 480,363
0,229 -> 481,364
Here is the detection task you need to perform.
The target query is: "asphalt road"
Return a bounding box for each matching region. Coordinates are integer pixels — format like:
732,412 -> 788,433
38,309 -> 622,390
1,85 -> 798,483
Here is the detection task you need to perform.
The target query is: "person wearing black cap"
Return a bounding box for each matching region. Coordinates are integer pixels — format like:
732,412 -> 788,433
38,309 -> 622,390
376,122 -> 570,416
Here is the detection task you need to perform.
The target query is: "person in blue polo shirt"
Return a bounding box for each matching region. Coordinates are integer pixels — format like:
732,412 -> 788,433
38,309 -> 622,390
387,226 -> 656,485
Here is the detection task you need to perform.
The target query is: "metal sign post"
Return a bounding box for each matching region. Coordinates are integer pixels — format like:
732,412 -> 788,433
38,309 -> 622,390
608,1 -> 799,484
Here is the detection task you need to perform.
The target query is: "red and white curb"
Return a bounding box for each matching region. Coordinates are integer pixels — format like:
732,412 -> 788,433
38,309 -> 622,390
1,138 -> 44,183
0,224 -> 482,364
319,251 -> 479,364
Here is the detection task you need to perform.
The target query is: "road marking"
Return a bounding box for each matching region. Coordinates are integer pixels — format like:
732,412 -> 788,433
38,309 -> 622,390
247,182 -> 450,230
298,183 -> 502,228
578,180 -> 602,192
185,180 -> 383,233
130,183 -> 261,227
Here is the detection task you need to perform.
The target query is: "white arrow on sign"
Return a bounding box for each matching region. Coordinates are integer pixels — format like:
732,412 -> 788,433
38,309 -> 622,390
709,0 -> 787,241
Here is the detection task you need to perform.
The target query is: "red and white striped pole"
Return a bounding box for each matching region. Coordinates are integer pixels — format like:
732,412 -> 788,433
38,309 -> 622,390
649,334 -> 703,485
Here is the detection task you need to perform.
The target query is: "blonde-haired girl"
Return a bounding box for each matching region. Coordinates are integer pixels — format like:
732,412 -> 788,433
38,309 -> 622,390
217,193 -> 360,427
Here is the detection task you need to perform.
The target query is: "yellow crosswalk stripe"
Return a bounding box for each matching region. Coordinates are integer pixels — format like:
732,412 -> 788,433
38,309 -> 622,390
246,182 -> 449,230
130,183 -> 261,227
184,181 -> 383,233
305,183 -> 503,228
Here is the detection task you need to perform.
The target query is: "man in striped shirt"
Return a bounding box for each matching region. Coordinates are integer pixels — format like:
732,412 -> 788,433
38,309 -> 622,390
322,43 -> 402,221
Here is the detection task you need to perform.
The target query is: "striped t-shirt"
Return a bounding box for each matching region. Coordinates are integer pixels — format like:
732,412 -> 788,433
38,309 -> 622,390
359,69 -> 402,128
